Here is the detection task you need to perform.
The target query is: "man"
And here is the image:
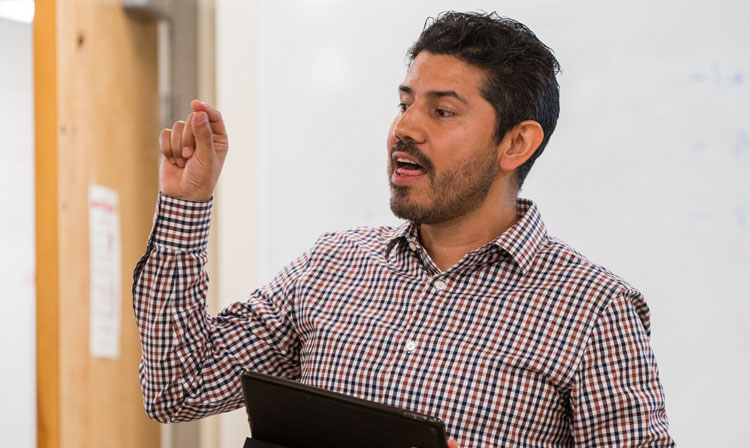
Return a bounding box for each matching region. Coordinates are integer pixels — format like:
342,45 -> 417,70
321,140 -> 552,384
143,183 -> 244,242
133,11 -> 674,447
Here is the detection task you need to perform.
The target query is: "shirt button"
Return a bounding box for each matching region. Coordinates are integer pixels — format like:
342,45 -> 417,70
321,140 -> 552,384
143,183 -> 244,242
405,340 -> 417,353
433,280 -> 447,292
408,242 -> 417,251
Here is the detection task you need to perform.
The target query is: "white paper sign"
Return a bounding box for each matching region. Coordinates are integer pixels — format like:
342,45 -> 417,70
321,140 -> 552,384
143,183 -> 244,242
88,185 -> 122,359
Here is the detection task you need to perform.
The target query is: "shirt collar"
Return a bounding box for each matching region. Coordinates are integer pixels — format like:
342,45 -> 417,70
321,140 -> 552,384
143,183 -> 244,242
384,221 -> 419,261
492,198 -> 547,275
384,198 -> 547,275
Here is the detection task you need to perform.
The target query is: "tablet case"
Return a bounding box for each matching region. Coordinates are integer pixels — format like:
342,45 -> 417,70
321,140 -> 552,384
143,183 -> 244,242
243,438 -> 290,448
241,370 -> 448,448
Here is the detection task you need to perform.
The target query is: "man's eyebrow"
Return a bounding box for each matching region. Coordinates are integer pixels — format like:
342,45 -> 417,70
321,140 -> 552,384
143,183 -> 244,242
398,85 -> 414,96
398,85 -> 468,105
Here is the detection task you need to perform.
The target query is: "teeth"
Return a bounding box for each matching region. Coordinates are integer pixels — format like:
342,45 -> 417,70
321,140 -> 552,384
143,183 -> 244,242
397,158 -> 418,165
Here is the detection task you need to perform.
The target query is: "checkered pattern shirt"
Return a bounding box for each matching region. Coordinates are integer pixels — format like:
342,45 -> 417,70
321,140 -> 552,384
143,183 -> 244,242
133,194 -> 674,447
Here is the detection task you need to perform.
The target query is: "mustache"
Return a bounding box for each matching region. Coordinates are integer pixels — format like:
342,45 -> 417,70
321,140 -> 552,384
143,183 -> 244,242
390,139 -> 434,173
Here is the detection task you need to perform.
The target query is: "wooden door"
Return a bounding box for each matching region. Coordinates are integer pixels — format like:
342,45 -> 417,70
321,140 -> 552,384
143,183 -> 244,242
35,1 -> 161,446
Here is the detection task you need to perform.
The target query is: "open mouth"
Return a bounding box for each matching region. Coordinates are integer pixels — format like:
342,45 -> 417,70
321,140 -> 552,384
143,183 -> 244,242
393,156 -> 427,176
391,152 -> 428,187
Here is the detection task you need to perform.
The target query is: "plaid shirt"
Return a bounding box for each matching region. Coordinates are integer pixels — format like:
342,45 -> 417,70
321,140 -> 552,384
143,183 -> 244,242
133,194 -> 674,447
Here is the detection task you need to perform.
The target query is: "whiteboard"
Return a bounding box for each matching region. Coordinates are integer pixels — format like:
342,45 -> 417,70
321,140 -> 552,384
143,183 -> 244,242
224,1 -> 750,446
0,17 -> 35,448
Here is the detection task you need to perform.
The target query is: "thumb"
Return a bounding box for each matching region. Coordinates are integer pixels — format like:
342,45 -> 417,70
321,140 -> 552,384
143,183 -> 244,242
192,111 -> 214,161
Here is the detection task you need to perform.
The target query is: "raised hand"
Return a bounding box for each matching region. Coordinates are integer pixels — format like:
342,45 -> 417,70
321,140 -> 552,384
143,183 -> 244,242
159,100 -> 229,202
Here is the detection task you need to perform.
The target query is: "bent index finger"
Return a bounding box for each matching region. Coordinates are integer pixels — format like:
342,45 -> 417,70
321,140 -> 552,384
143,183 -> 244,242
191,100 -> 227,138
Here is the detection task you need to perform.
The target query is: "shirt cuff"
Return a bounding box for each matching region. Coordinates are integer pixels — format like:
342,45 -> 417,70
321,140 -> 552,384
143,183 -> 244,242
150,192 -> 213,251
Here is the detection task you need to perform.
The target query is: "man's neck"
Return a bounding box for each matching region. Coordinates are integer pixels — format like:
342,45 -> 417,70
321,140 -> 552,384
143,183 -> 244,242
418,195 -> 518,272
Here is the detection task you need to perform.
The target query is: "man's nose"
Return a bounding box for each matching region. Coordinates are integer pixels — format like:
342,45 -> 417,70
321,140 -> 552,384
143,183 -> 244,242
392,105 -> 427,144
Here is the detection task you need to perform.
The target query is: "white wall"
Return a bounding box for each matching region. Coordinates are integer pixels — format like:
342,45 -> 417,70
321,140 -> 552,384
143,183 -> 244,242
214,1 -> 262,447
216,1 -> 750,446
0,16 -> 35,448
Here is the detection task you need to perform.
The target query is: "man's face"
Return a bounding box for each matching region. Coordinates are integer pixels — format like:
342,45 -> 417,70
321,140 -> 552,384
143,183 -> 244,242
387,51 -> 501,225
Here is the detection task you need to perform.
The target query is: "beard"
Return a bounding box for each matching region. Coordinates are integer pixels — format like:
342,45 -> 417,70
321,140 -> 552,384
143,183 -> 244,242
388,140 -> 498,225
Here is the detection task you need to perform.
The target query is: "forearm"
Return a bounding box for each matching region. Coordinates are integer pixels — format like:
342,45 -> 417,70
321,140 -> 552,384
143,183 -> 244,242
132,194 -> 241,422
132,194 -> 304,422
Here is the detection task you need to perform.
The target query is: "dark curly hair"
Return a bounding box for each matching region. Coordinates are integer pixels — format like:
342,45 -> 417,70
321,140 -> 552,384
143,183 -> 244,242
408,11 -> 561,189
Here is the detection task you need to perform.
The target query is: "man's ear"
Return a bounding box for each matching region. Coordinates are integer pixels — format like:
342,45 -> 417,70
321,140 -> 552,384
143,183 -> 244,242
497,120 -> 544,171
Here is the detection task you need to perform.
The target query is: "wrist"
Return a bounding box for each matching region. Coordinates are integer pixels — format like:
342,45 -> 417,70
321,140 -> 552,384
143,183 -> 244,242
160,191 -> 213,203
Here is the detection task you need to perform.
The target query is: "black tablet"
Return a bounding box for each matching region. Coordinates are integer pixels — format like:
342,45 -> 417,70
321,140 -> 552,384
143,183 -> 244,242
241,370 -> 448,448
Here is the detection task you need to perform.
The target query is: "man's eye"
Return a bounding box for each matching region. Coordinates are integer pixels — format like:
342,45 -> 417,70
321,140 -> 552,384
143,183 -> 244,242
435,109 -> 454,118
398,103 -> 409,112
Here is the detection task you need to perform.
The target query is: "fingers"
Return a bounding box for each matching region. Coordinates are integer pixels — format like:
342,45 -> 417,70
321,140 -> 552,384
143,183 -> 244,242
159,128 -> 172,162
162,114 -> 198,168
181,113 -> 196,159
169,120 -> 186,167
192,111 -> 215,160
160,101 -> 225,169
191,100 -> 228,141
